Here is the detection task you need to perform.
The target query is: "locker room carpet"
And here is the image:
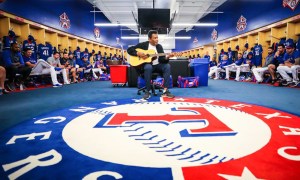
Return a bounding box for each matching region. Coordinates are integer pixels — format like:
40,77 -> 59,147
0,79 -> 299,132
0,80 -> 299,179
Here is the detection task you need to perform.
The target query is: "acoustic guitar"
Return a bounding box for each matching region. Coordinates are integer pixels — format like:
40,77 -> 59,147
129,48 -> 181,67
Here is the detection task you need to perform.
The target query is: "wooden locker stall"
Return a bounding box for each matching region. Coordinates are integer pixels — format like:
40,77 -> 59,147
45,31 -> 58,50
0,17 -> 10,38
30,26 -> 45,45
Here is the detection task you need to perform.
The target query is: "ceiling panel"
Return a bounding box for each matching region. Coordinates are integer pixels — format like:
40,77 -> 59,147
87,0 -> 228,34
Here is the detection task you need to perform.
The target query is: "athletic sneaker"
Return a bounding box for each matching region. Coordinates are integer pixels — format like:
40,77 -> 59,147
289,81 -> 299,87
53,83 -> 63,88
161,90 -> 175,99
6,82 -> 15,91
143,91 -> 151,100
281,80 -> 292,86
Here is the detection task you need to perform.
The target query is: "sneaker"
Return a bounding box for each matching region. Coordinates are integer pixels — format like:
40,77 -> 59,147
213,77 -> 219,80
19,83 -> 27,91
143,91 -> 151,100
6,82 -> 15,91
245,77 -> 252,82
53,83 -> 63,88
289,81 -> 299,87
234,78 -> 239,82
224,78 -> 229,80
161,90 -> 175,99
2,88 -> 9,94
281,80 -> 292,86
64,81 -> 71,85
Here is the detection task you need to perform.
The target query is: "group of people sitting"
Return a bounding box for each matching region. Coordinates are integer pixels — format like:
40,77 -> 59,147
0,42 -> 108,95
208,38 -> 300,87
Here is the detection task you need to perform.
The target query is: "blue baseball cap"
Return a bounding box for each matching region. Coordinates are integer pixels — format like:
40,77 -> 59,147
285,39 -> 294,48
235,45 -> 240,50
28,35 -> 34,41
248,52 -> 253,56
8,30 -> 15,37
244,43 -> 249,48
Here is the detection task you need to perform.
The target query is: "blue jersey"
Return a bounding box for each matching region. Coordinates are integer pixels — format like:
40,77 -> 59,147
209,61 -> 217,67
81,52 -> 89,60
254,45 -> 263,59
219,52 -> 227,62
242,50 -> 249,59
74,50 -> 81,60
23,55 -> 37,65
2,36 -> 17,49
235,58 -> 244,66
253,45 -> 263,66
204,55 -> 210,61
219,59 -> 230,68
244,56 -> 255,65
23,40 -> 37,60
283,50 -> 300,64
2,49 -> 25,67
96,54 -> 102,61
38,43 -> 52,60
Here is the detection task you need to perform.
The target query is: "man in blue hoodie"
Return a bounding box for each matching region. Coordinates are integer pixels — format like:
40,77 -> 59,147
2,42 -> 31,91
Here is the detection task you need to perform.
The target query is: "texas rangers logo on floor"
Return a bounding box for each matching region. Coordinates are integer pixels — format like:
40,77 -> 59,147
0,97 -> 299,179
283,0 -> 300,10
211,28 -> 218,41
236,15 -> 247,32
59,12 -> 70,29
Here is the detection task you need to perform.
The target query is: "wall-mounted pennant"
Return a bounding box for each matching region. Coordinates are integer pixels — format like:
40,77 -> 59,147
211,28 -> 218,41
59,12 -> 70,29
94,27 -> 100,39
236,15 -> 247,32
283,0 -> 300,11
193,37 -> 198,44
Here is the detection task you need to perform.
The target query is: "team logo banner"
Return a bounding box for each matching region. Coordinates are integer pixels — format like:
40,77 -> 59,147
283,0 -> 300,10
211,28 -> 218,41
59,12 -> 70,29
0,97 -> 299,179
193,37 -> 198,44
236,15 -> 247,32
94,27 -> 100,39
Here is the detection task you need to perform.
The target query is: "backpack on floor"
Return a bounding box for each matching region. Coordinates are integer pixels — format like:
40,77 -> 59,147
177,76 -> 199,88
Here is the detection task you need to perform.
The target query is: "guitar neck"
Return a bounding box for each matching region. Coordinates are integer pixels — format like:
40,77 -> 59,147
149,53 -> 169,57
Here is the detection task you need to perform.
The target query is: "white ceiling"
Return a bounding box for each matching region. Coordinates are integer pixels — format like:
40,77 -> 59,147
87,0 -> 227,35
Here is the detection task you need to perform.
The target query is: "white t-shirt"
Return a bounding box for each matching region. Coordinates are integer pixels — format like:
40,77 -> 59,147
148,43 -> 159,65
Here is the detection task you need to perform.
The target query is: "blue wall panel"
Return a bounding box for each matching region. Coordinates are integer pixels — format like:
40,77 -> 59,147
174,1 -> 300,51
0,0 -> 136,48
0,0 -> 299,51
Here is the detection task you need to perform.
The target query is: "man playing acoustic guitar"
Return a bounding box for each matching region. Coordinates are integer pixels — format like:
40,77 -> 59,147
127,30 -> 176,100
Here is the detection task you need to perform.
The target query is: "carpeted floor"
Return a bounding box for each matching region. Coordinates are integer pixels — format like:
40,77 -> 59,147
0,79 -> 300,179
0,79 -> 299,132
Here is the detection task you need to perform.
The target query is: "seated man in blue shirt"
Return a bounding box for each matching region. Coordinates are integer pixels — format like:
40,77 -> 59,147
277,39 -> 300,87
208,54 -> 230,80
268,44 -> 285,84
224,53 -> 244,81
2,42 -> 31,91
252,47 -> 274,83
